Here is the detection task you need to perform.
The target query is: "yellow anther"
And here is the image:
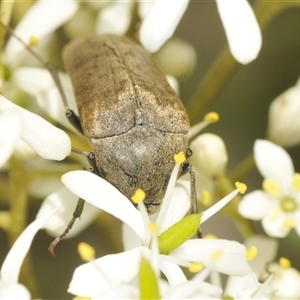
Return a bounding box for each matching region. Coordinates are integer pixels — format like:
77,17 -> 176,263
203,234 -> 218,239
78,242 -> 95,262
148,221 -> 160,234
292,173 -> 300,191
262,179 -> 280,196
283,218 -> 296,228
189,262 -> 204,273
204,112 -> 219,123
235,181 -> 247,194
201,190 -> 211,206
211,250 -> 223,261
29,36 -> 39,47
174,151 -> 186,164
279,257 -> 291,269
74,297 -> 91,300
246,246 -> 257,261
131,188 -> 146,203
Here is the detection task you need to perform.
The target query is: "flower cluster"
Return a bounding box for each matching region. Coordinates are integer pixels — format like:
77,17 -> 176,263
1,0 -> 300,299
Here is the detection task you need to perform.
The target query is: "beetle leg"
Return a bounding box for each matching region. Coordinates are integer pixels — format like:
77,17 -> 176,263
179,163 -> 202,238
71,147 -> 100,176
0,21 -> 83,134
48,198 -> 85,256
48,148 -> 100,256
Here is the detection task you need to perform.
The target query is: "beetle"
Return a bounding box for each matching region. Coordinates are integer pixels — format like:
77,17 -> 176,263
63,35 -> 190,214
1,22 -> 198,254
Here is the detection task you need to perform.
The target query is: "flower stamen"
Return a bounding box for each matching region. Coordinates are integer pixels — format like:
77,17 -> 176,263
246,246 -> 257,261
262,179 -> 280,196
279,257 -> 291,269
189,262 -> 204,273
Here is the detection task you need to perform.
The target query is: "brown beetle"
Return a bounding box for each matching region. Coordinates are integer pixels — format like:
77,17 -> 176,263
63,35 -> 190,214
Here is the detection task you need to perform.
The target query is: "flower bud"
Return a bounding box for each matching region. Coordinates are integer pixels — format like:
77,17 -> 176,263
267,79 -> 300,148
190,133 -> 228,179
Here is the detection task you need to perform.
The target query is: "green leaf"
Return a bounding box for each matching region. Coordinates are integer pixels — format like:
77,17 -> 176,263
139,257 -> 160,300
159,213 -> 202,255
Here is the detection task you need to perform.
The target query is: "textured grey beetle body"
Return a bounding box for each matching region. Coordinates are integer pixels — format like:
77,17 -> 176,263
63,35 -> 189,214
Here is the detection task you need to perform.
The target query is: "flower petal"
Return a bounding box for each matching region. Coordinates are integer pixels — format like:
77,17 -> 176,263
14,67 -> 79,133
5,1 -> 79,67
254,140 -> 294,192
95,1 -> 133,35
216,0 -> 262,64
262,212 -> 290,237
61,170 -> 144,240
68,246 -> 149,297
36,187 -> 100,238
238,190 -> 273,220
0,209 -> 56,285
159,261 -> 187,286
159,179 -> 190,234
0,283 -> 30,300
0,95 -> 71,161
0,109 -> 22,168
267,79 -> 300,148
244,235 -> 278,277
171,239 -> 252,276
139,0 -> 188,53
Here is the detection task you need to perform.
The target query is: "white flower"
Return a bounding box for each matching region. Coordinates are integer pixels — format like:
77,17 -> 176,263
216,0 -> 262,64
238,139 -> 300,237
0,209 -> 56,299
189,133 -> 228,179
268,258 -> 300,299
0,95 -> 71,165
224,271 -> 275,299
139,0 -> 261,63
59,166 -> 251,297
139,0 -> 189,53
267,78 -> 300,148
68,248 -> 223,299
4,1 -> 79,69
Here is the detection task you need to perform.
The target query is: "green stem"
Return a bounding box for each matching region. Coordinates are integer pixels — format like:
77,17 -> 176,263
229,152 -> 255,183
8,156 -> 39,298
187,0 -> 300,125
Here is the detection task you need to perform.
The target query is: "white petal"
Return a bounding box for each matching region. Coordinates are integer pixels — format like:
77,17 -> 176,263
140,0 -> 188,53
0,95 -> 71,161
68,247 -> 149,297
267,81 -> 300,148
225,272 -> 261,298
244,235 -> 278,278
61,170 -> 144,240
262,213 -> 290,238
254,140 -> 294,192
14,67 -> 79,133
171,239 -> 252,276
216,0 -> 262,64
159,179 -> 190,234
95,1 -> 133,35
36,187 -> 99,238
0,209 -> 56,285
160,261 -> 187,286
0,283 -> 30,299
5,1 -> 79,67
0,109 -> 22,168
271,268 -> 300,299
190,133 -> 228,179
294,211 -> 300,237
238,190 -> 273,220
201,188 -> 239,223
